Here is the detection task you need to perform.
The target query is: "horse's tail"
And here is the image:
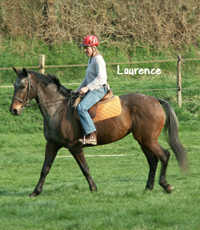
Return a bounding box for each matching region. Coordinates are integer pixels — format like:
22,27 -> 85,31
157,98 -> 190,172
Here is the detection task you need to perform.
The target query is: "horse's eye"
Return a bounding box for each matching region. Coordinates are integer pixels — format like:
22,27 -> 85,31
20,84 -> 26,89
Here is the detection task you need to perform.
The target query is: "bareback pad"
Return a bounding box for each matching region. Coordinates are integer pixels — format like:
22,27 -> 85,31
73,90 -> 122,122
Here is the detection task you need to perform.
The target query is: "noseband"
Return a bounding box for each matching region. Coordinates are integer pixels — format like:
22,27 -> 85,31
13,74 -> 36,108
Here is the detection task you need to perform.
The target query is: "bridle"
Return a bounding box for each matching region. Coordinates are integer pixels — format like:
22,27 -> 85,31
13,73 -> 37,108
12,73 -> 83,109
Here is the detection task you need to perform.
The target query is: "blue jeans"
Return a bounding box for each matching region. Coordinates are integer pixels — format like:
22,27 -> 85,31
77,85 -> 107,135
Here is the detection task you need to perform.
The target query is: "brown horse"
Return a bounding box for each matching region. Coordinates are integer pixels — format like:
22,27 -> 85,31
9,67 -> 189,197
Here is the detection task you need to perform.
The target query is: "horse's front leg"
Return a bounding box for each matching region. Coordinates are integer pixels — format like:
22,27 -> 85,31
69,146 -> 97,191
29,142 -> 60,197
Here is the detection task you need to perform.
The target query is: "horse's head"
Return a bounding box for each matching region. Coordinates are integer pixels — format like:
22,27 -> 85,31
9,67 -> 38,115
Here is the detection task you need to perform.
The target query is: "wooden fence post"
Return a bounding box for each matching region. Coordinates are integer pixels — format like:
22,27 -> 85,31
38,54 -> 45,74
177,54 -> 182,107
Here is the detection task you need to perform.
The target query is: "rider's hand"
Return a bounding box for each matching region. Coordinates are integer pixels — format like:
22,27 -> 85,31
79,86 -> 89,94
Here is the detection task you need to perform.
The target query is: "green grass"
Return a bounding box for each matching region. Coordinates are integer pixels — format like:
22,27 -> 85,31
0,129 -> 200,230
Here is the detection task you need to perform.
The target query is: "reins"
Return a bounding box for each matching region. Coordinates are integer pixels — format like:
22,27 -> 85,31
26,95 -> 79,108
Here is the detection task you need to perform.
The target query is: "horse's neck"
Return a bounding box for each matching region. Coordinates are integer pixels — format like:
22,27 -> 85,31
36,84 -> 67,120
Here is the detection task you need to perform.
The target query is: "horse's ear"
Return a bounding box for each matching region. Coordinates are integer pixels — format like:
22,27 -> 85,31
22,68 -> 28,77
13,67 -> 18,74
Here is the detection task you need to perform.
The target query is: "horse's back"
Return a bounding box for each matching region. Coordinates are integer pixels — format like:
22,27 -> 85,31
119,93 -> 165,117
114,93 -> 153,127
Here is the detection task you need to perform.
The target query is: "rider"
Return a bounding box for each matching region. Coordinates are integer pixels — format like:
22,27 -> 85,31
77,35 -> 109,145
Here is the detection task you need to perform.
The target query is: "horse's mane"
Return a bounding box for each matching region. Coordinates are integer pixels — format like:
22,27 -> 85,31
29,70 -> 72,97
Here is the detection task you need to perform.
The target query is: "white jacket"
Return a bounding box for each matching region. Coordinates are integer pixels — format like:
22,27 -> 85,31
77,55 -> 109,91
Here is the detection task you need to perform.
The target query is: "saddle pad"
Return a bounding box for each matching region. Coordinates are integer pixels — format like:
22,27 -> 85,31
92,96 -> 121,122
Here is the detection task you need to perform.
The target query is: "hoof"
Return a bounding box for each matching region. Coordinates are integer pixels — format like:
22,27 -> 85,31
29,190 -> 41,197
165,184 -> 174,193
145,185 -> 154,191
90,187 -> 97,192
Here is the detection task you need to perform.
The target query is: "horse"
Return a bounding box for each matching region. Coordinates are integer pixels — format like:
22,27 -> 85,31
9,67 -> 189,197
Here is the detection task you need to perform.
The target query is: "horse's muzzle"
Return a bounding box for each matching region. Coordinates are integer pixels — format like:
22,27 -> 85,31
9,104 -> 23,116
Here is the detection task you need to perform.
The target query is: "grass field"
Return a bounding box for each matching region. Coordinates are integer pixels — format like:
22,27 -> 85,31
1,127 -> 200,230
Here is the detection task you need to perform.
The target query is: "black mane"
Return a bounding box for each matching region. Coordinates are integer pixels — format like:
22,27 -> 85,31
29,70 -> 72,97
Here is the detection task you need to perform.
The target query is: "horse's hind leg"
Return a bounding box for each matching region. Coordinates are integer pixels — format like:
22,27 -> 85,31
141,142 -> 172,193
140,145 -> 158,190
158,146 -> 172,193
29,142 -> 60,197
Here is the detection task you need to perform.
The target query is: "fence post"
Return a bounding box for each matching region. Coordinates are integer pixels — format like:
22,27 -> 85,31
177,54 -> 182,107
38,54 -> 45,74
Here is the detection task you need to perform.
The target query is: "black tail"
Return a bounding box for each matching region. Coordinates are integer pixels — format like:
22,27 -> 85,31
158,98 -> 190,172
